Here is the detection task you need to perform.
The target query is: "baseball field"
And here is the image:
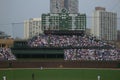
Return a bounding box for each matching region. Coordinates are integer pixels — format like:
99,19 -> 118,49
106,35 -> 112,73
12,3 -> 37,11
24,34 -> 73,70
0,68 -> 120,80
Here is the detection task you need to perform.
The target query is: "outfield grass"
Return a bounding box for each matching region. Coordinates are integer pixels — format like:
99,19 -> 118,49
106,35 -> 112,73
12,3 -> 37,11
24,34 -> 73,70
0,68 -> 120,80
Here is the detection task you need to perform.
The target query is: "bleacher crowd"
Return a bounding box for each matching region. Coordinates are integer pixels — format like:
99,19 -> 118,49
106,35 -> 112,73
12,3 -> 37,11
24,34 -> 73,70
0,48 -> 16,61
64,49 -> 120,61
28,34 -> 114,48
28,34 -> 120,61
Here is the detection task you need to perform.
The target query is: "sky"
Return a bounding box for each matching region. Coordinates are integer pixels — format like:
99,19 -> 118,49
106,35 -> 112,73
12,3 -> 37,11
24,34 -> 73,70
0,0 -> 120,38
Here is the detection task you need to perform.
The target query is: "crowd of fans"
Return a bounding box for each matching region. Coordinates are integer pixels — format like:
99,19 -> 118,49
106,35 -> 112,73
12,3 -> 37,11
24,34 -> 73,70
64,49 -> 120,61
28,34 -> 120,61
28,34 -> 114,48
0,48 -> 16,61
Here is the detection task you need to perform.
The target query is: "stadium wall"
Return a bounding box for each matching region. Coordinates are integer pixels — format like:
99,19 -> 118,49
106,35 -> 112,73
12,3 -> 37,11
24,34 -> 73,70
0,61 -> 120,68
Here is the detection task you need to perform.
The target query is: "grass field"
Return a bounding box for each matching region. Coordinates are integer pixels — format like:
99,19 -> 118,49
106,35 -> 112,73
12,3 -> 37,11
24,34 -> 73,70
0,68 -> 120,80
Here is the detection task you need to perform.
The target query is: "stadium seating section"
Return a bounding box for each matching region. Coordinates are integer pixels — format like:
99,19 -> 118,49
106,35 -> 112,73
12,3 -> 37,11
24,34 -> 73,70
0,48 -> 16,61
27,30 -> 120,61
3,30 -> 119,61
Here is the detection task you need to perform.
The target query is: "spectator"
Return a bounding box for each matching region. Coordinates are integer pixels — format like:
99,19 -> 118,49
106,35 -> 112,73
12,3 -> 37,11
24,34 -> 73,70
0,48 -> 16,61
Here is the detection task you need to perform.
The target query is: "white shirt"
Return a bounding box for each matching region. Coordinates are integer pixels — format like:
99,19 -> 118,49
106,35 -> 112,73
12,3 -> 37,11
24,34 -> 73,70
3,76 -> 6,80
97,75 -> 100,80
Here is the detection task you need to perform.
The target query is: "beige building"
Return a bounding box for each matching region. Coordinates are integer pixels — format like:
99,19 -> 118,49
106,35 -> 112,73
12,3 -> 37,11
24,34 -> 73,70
0,31 -> 14,48
24,18 -> 42,39
91,7 -> 117,41
0,39 -> 14,48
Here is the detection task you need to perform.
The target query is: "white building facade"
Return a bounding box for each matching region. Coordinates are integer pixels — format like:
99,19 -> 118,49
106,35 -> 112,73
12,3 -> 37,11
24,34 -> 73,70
24,18 -> 42,39
50,0 -> 78,13
91,7 -> 117,41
